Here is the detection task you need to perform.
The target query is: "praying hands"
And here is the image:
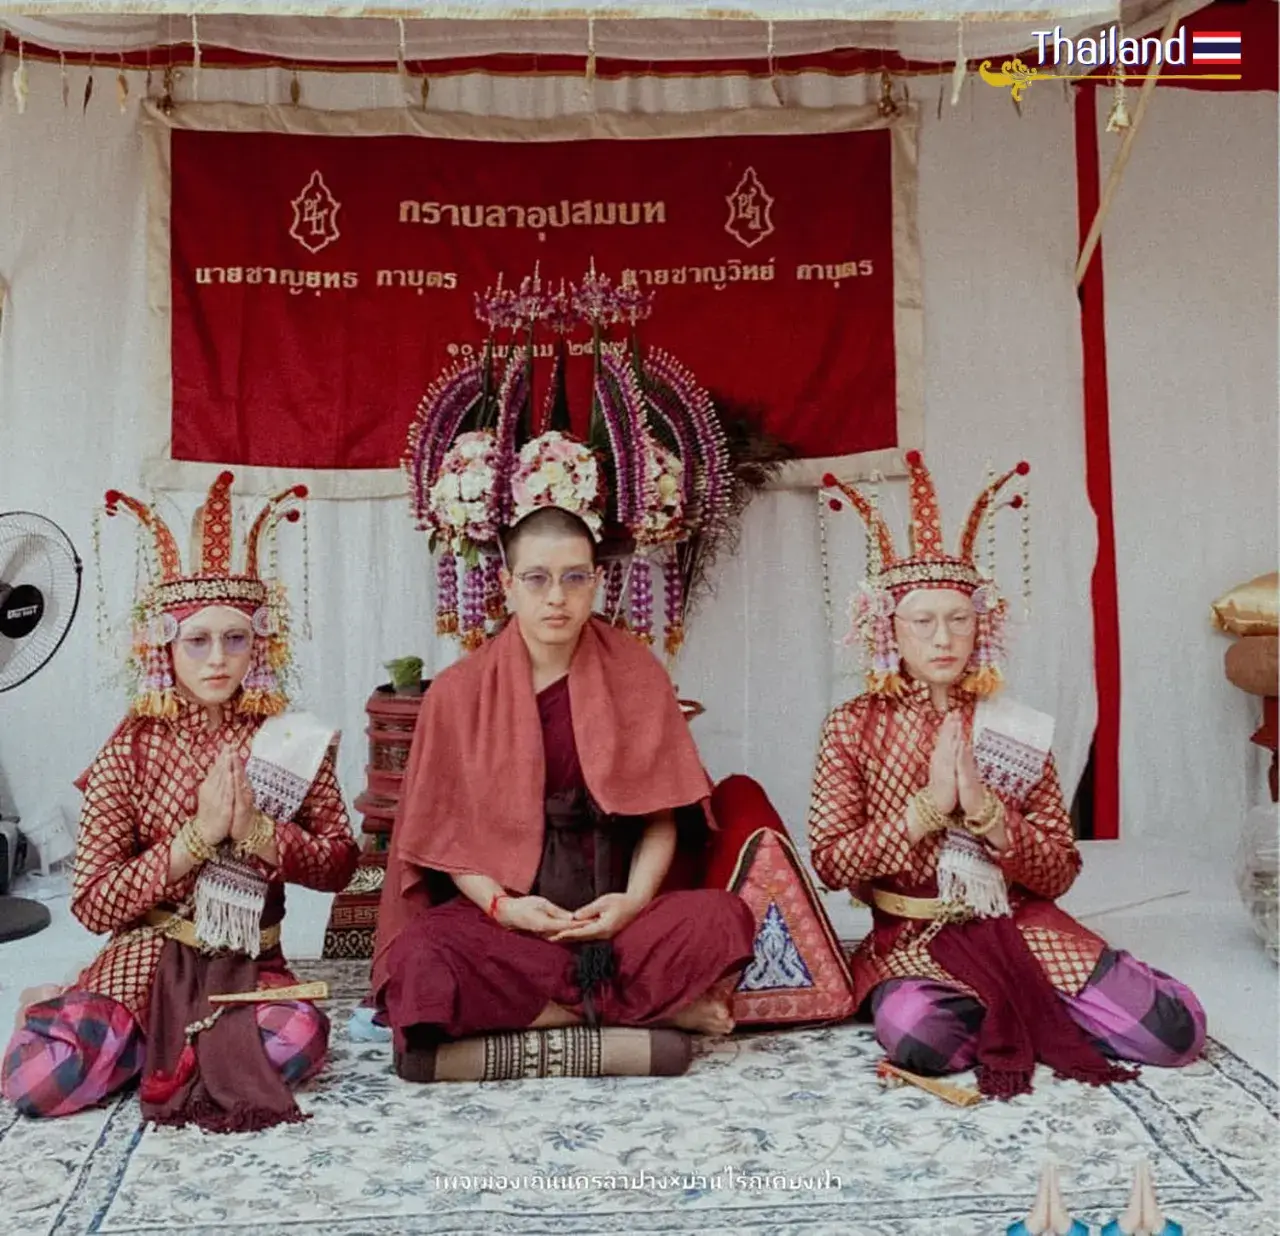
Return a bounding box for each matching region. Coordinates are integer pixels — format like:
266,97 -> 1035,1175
915,714 -> 1007,849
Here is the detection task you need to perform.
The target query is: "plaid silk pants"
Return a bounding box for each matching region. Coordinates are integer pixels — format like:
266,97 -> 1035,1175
870,948 -> 1206,1076
2,990 -> 329,1118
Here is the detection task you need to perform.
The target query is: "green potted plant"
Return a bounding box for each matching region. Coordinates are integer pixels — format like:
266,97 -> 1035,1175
384,656 -> 425,697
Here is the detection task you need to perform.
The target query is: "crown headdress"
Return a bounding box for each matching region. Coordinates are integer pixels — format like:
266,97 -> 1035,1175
404,266 -> 733,657
98,471 -> 307,718
821,450 -> 1029,697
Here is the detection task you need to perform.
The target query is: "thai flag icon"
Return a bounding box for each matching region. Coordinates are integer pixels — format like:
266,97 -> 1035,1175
1191,31 -> 1242,64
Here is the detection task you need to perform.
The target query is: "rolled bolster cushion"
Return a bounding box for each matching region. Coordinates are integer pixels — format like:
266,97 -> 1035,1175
394,1026 -> 693,1084
1224,635 -> 1279,698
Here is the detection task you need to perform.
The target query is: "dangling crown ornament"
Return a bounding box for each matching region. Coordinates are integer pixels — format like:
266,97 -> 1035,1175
99,471 -> 307,718
404,264 -> 732,658
821,450 -> 1030,697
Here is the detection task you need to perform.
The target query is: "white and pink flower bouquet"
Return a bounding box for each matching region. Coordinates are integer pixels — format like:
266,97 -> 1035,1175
426,430 -> 501,554
510,431 -> 604,537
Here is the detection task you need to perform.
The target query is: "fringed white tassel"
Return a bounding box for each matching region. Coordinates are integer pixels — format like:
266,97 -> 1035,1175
766,20 -> 783,106
397,17 -> 409,101
950,22 -> 966,107
191,15 -> 201,102
937,830 -> 1011,918
582,16 -> 596,100
194,857 -> 267,957
14,41 -> 29,114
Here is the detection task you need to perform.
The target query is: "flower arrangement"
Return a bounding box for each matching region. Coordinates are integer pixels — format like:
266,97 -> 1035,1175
405,264 -> 776,665
510,431 -> 604,538
638,439 -> 685,546
426,430 -> 501,554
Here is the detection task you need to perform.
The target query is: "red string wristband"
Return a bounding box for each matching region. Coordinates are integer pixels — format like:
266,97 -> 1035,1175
488,893 -> 510,921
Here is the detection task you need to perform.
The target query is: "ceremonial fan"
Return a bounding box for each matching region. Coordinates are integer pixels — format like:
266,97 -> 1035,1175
0,510 -> 83,942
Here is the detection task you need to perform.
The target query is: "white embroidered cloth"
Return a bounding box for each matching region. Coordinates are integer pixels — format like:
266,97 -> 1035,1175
245,711 -> 336,823
972,696 -> 1055,806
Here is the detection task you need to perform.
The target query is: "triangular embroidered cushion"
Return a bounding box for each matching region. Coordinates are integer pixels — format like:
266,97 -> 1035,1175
707,776 -> 857,1027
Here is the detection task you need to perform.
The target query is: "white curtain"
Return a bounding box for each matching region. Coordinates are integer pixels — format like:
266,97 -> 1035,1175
0,1 -> 1223,66
1098,86 -> 1279,845
6,51 -> 1264,951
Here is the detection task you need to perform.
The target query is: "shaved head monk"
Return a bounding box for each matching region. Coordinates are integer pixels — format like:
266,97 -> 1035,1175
372,507 -> 756,1076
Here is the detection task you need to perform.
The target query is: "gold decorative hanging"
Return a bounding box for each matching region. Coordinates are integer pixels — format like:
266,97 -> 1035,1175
160,63 -> 175,114
1106,69 -> 1132,133
877,72 -> 899,118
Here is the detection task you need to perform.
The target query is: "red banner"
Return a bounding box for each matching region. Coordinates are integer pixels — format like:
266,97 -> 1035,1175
157,109 -> 918,492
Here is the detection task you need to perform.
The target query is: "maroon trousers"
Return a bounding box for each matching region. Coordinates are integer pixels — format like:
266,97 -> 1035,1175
381,890 -> 755,1044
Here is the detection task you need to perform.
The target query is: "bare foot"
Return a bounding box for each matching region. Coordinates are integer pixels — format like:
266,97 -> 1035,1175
14,984 -> 64,1030
670,996 -> 735,1036
530,1002 -> 582,1030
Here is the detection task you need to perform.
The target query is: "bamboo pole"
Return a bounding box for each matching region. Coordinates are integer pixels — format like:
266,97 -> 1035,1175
876,1059 -> 982,1106
1075,3 -> 1181,287
209,981 -> 329,1005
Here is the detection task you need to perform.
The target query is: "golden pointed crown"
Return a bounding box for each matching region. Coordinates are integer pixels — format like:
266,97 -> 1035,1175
104,471 -> 307,615
823,450 -> 1028,597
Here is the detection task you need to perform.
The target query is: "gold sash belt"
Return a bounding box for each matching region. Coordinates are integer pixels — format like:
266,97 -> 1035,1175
144,909 -> 281,953
870,890 -> 946,920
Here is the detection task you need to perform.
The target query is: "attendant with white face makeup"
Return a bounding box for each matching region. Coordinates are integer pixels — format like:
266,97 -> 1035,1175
2,473 -> 358,1131
807,452 -> 1205,1100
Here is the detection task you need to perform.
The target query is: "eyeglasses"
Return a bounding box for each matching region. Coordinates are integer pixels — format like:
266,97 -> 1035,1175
177,629 -> 254,660
514,569 -> 598,596
897,614 -> 977,638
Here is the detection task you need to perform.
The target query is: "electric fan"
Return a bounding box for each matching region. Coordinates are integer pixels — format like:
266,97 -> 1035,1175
0,511 -> 83,942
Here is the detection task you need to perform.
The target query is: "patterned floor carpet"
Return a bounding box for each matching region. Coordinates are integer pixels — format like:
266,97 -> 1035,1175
2,959 -> 1274,1236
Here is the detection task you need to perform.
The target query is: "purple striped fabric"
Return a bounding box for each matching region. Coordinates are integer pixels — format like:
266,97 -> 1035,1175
3,990 -> 329,1118
870,949 -> 1205,1076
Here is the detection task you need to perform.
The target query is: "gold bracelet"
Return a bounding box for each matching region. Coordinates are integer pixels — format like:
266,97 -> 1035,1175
234,811 -> 276,861
964,790 -> 1003,838
912,789 -> 951,835
180,819 -> 218,863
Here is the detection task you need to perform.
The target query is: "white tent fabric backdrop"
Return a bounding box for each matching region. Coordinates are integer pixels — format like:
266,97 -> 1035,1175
0,55 -> 1272,952
1096,87 -> 1279,851
0,0 -> 1206,64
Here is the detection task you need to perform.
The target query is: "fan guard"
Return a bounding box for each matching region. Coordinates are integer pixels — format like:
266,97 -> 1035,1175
0,512 -> 83,693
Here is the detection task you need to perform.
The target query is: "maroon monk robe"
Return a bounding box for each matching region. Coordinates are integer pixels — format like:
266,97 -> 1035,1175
378,676 -> 755,1044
